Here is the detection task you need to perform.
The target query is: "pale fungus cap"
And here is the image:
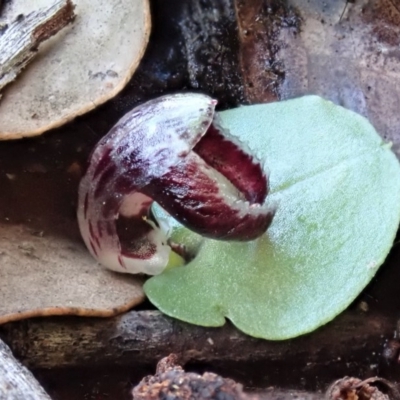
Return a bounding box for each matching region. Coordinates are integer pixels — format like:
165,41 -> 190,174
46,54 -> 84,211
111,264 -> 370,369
0,0 -> 151,139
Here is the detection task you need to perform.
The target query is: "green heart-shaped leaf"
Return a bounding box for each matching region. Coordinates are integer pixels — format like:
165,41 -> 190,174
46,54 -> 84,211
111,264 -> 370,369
144,96 -> 400,340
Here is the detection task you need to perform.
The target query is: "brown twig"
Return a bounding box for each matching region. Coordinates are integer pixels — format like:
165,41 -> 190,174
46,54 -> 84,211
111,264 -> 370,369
0,310 -> 394,370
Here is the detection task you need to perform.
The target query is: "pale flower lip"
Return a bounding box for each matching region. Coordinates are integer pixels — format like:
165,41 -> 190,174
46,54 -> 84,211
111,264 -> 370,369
77,93 -> 274,276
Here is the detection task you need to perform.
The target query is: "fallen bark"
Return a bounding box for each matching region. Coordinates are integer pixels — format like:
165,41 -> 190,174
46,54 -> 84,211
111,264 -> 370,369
0,0 -> 75,94
178,0 -> 244,106
234,0 -> 299,103
0,310 -> 393,370
0,338 -> 51,400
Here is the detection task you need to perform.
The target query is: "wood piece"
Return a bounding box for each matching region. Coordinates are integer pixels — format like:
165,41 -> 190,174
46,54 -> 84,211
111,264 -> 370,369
0,310 -> 394,370
0,338 -> 51,400
177,0 -> 245,107
0,0 -> 75,93
279,0 -> 400,158
234,0 -> 299,103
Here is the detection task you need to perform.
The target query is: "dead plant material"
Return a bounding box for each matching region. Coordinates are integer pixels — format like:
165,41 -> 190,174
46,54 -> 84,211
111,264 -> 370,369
132,354 -> 256,400
326,376 -> 400,400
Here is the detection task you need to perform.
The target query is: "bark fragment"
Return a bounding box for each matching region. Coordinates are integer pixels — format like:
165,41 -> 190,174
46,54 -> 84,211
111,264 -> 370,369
0,0 -> 75,94
234,0 -> 299,103
0,338 -> 51,400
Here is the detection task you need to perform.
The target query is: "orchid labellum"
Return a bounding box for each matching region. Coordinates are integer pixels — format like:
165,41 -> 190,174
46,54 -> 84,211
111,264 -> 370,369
77,93 -> 274,275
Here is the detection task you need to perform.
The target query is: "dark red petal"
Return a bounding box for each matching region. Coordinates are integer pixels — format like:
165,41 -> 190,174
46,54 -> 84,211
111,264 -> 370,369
194,120 -> 268,204
143,152 -> 274,241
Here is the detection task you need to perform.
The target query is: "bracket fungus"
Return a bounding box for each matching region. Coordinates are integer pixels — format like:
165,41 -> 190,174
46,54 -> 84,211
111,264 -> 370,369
0,0 -> 151,139
78,93 -> 274,275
